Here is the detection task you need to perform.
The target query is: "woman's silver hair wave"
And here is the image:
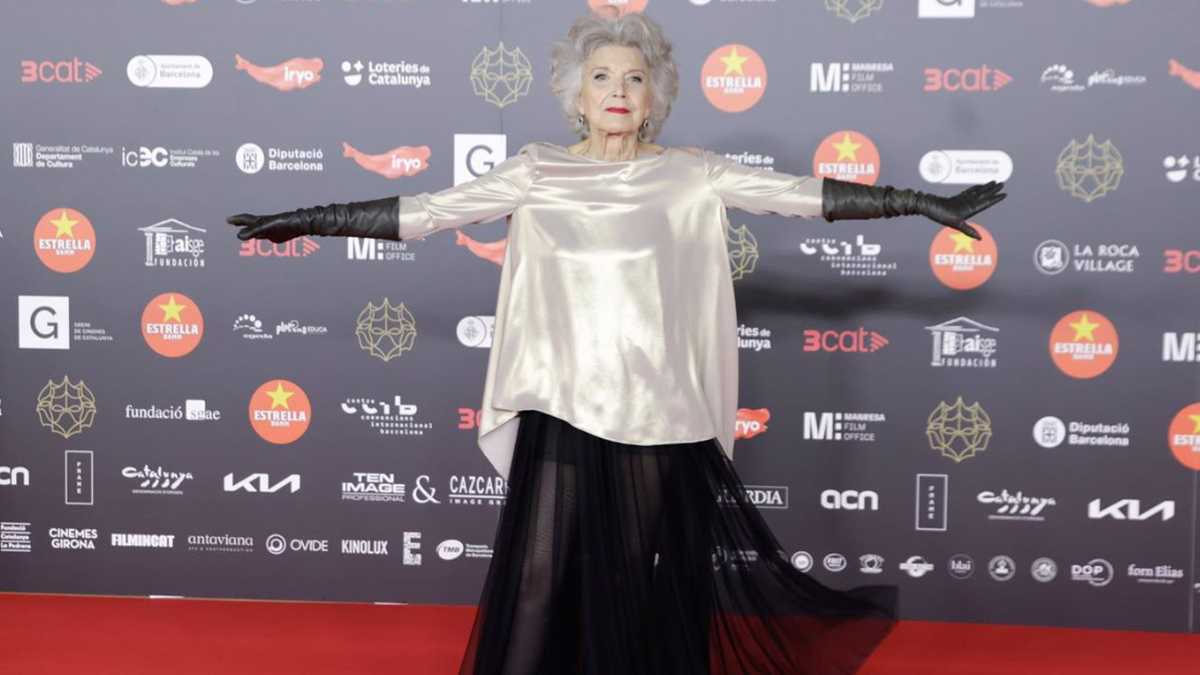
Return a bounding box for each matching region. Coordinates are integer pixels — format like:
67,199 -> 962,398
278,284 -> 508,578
548,8 -> 680,143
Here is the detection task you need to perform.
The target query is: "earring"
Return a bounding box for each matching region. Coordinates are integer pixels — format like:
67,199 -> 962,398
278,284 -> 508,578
577,114 -> 585,126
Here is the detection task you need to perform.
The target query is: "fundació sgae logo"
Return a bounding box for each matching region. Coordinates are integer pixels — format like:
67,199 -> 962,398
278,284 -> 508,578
249,379 -> 311,444
1168,403 -> 1200,471
1049,310 -> 1118,378
701,44 -> 767,113
34,208 -> 96,273
588,0 -> 647,14
929,223 -> 997,290
813,131 -> 880,185
141,292 -> 204,357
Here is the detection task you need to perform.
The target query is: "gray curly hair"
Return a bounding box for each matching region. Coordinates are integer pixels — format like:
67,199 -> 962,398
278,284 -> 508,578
549,8 -> 680,143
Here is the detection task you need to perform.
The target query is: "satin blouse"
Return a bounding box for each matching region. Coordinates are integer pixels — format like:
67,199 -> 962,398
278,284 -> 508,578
397,141 -> 825,480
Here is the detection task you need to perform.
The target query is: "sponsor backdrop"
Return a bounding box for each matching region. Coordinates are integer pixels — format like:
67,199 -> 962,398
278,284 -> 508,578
1,0 -> 1198,634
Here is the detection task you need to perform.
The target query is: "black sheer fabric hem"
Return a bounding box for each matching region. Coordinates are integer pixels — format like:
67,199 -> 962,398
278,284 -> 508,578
458,410 -> 898,675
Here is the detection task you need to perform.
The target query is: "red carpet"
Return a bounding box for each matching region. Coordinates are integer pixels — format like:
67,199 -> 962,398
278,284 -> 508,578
1,593 -> 1198,674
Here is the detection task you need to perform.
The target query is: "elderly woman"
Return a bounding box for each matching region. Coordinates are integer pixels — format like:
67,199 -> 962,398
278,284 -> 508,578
228,10 -> 1004,675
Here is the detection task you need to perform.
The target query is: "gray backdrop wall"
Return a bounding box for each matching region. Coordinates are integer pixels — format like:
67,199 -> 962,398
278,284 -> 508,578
2,0 -> 1199,635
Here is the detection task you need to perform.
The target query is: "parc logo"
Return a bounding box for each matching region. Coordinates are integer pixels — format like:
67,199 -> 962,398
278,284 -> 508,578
929,223 -> 997,290
735,408 -> 770,440
21,58 -> 102,83
34,208 -> 96,273
235,54 -> 322,91
701,44 -> 767,113
141,293 -> 204,358
1049,310 -> 1119,379
343,142 -> 430,179
802,328 -> 889,353
248,379 -> 311,444
813,130 -> 879,185
924,65 -> 1012,92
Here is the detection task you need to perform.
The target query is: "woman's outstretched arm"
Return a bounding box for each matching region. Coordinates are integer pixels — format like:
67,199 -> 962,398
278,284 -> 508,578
226,144 -> 538,243
703,148 -> 1005,240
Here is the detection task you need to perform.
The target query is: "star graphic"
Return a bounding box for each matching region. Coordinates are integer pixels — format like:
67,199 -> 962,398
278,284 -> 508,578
950,232 -> 976,253
720,46 -> 750,76
51,210 -> 79,238
266,382 -> 294,410
1069,313 -> 1101,342
832,133 -> 862,162
1189,413 -> 1200,434
158,295 -> 187,323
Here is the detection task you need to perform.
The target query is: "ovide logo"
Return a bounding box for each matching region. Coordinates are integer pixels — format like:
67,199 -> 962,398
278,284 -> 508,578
802,328 -> 889,353
813,131 -> 880,185
924,65 -> 1012,92
701,44 -> 767,113
1049,310 -> 1118,379
929,223 -> 997,290
249,379 -> 311,444
1164,249 -> 1200,274
343,142 -> 430,179
735,408 -> 770,440
34,208 -> 96,273
21,58 -> 102,83
234,54 -> 322,91
141,293 -> 204,358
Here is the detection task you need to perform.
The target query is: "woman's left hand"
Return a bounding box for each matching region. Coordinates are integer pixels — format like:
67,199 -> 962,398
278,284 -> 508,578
920,181 -> 1007,240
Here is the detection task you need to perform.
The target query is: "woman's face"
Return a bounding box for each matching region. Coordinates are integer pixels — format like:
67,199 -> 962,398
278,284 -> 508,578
578,44 -> 652,139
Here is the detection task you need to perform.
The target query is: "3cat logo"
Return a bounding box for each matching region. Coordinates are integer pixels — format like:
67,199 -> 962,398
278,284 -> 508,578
1164,249 -> 1200,274
735,408 -> 770,440
701,45 -> 767,113
1168,403 -> 1200,471
813,131 -> 880,185
234,54 -> 322,91
37,376 -> 97,439
141,293 -> 203,358
343,142 -> 430,179
588,0 -> 647,14
1049,310 -> 1118,379
924,65 -> 1012,92
21,58 -> 102,83
930,223 -> 996,290
34,208 -> 96,273
802,328 -> 888,353
249,379 -> 311,444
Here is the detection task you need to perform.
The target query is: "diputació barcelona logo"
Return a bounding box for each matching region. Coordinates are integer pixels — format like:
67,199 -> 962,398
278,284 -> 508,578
34,208 -> 96,273
1049,310 -> 1118,379
249,379 -> 311,444
141,292 -> 203,357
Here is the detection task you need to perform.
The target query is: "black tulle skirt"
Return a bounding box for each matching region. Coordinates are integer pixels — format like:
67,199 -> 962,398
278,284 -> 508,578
457,410 -> 898,675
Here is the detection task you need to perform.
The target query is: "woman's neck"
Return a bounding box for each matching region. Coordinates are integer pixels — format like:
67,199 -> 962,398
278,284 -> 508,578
572,131 -> 644,161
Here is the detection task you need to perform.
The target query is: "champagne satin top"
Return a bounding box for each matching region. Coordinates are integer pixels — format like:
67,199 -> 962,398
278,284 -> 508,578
398,141 -> 825,480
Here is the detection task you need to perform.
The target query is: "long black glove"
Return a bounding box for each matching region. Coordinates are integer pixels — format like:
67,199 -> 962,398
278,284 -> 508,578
226,196 -> 401,243
821,178 -> 1006,240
